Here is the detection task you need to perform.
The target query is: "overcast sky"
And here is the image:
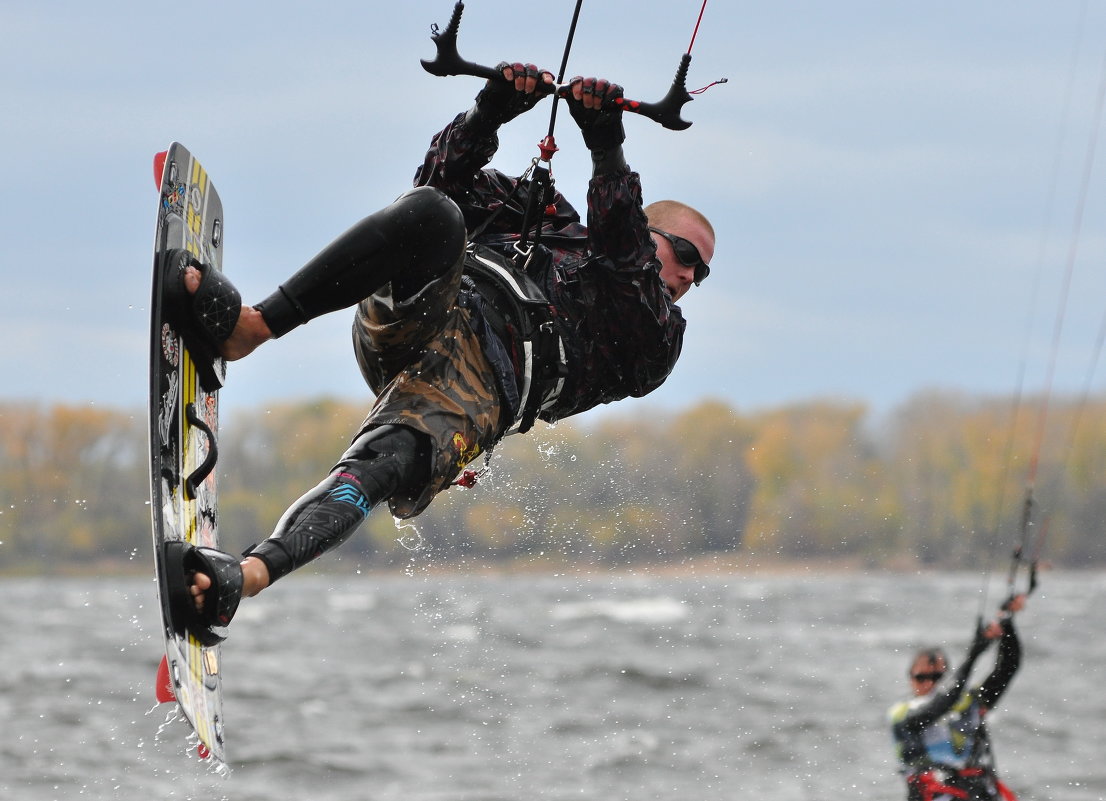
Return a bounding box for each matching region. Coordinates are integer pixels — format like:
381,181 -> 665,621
4,1 -> 1106,423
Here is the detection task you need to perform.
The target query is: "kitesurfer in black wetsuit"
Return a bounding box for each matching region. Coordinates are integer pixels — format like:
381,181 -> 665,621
168,62 -> 717,644
888,594 -> 1027,801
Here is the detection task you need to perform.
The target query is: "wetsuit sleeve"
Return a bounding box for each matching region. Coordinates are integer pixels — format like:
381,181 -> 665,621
586,169 -> 654,274
583,168 -> 685,396
892,674 -> 970,738
413,112 -> 544,238
413,112 -> 500,197
975,617 -> 1021,709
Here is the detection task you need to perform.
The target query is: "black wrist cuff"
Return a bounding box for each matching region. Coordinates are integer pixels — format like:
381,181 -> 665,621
590,145 -> 629,175
581,120 -> 626,152
255,285 -> 307,339
463,105 -> 501,138
245,540 -> 294,584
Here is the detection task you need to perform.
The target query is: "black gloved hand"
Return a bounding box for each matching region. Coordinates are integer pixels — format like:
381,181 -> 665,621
565,76 -> 626,152
467,62 -> 553,133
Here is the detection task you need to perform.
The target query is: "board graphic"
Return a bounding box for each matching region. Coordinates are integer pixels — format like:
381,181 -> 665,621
148,142 -> 227,765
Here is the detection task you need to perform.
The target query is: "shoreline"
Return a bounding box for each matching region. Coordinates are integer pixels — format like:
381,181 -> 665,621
13,551 -> 1070,580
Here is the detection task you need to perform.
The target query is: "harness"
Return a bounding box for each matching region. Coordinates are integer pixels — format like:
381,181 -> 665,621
908,767 -> 1018,801
461,244 -> 567,435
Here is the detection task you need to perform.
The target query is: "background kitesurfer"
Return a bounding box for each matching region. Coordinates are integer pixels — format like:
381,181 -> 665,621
888,594 -> 1027,801
175,62 -> 716,636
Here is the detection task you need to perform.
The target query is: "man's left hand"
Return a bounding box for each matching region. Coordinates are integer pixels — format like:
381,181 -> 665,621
565,76 -> 626,151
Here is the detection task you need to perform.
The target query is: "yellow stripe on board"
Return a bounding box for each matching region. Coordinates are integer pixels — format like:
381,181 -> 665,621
186,157 -> 209,249
190,156 -> 207,193
190,636 -> 212,745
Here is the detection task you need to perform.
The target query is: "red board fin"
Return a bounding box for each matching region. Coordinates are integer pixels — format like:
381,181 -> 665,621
153,150 -> 168,189
155,654 -> 177,703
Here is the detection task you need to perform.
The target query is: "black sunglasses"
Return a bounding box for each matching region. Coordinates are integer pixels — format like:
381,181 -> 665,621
648,227 -> 710,286
910,671 -> 945,683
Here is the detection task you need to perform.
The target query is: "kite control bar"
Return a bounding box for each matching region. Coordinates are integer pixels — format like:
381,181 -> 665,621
420,1 -> 694,131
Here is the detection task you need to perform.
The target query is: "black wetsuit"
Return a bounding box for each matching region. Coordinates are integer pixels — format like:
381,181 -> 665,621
246,107 -> 686,582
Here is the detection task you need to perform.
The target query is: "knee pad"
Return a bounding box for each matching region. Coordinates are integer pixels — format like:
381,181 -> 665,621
387,187 -> 467,299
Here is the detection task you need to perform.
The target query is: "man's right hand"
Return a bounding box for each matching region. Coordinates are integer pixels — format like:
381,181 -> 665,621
468,61 -> 554,131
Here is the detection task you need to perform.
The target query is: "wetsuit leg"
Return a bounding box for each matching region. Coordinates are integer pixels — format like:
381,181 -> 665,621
246,424 -> 431,583
255,186 -> 466,337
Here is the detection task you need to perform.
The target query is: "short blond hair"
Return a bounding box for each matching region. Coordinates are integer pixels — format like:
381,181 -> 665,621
643,200 -> 714,239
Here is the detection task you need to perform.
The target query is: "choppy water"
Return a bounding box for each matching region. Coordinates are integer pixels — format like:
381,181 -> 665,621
1,568 -> 1102,800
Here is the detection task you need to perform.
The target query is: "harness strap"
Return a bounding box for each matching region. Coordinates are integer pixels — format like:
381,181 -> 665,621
995,779 -> 1018,801
463,245 -> 566,434
959,768 -> 1019,801
909,772 -> 969,801
908,768 -> 1018,801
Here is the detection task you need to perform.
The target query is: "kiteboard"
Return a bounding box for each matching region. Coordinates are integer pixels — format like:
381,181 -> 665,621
148,142 -> 228,764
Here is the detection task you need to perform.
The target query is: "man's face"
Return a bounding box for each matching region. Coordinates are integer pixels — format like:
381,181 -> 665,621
651,218 -> 715,302
909,655 -> 947,697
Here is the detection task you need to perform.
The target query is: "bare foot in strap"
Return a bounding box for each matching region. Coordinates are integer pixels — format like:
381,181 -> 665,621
183,266 -> 273,361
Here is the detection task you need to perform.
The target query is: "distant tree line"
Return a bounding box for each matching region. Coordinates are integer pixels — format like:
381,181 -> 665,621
1,391 -> 1104,574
